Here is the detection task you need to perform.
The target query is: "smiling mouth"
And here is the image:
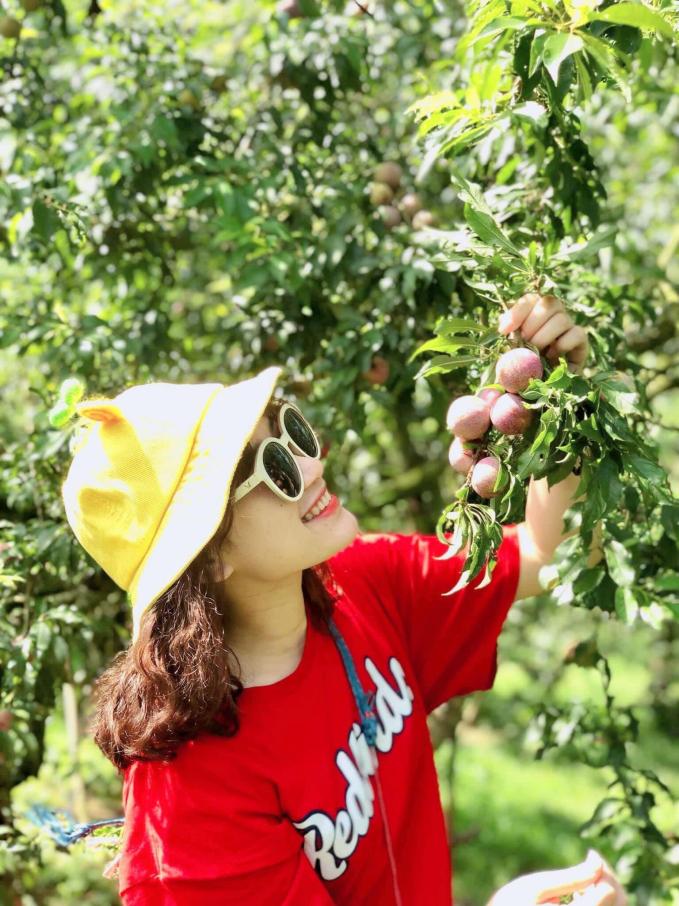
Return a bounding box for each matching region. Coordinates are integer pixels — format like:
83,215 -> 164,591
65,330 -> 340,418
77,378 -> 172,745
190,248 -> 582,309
301,489 -> 333,522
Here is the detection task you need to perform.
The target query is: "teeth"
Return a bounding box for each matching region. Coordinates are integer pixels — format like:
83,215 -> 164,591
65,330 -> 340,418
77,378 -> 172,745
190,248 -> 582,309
302,490 -> 331,522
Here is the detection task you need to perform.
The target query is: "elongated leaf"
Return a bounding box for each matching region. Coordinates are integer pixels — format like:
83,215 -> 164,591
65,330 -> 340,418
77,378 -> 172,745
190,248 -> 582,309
588,2 -> 674,39
529,30 -> 550,77
408,336 -> 480,363
580,33 -> 632,101
32,199 -> 62,243
605,539 -> 636,586
542,33 -> 584,83
434,316 -> 486,335
414,354 -> 480,380
615,586 -> 639,624
479,15 -> 531,38
573,51 -> 594,101
464,205 -> 523,257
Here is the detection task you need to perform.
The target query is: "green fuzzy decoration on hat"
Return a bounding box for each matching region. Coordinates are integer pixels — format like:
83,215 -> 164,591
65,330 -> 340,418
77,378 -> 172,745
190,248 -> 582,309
48,377 -> 86,429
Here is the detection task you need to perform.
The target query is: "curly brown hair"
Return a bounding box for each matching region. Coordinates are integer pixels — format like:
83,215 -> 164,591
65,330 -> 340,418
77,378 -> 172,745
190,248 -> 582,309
89,395 -> 340,772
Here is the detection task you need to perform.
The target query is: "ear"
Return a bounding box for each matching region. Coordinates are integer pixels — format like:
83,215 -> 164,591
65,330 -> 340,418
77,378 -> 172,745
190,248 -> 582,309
214,561 -> 235,584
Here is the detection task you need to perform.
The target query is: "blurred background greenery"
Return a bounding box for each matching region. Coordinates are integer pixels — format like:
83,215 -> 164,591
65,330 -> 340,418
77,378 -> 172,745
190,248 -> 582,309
1,0 -> 677,903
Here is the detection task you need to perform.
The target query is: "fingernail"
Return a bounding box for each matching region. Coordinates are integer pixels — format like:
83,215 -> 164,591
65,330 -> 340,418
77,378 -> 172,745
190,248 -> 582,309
498,313 -> 511,333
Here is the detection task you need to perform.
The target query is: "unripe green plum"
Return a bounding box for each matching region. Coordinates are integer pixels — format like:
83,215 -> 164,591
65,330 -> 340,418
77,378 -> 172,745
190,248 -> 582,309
370,182 -> 394,206
0,16 -> 21,38
446,395 -> 491,440
374,161 -> 402,190
496,347 -> 543,393
209,74 -> 228,93
490,393 -> 533,435
178,88 -> 201,110
448,436 -> 475,474
471,456 -> 505,498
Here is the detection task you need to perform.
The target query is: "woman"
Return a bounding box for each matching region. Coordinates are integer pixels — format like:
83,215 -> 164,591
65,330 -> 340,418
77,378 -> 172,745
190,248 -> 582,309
61,294 -> 625,904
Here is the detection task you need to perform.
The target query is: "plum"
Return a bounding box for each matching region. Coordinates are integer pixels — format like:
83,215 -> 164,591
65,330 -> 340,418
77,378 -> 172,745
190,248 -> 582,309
448,437 -> 475,474
490,393 -> 533,435
496,348 -> 543,393
477,387 -> 503,407
471,456 -> 505,499
446,395 -> 491,440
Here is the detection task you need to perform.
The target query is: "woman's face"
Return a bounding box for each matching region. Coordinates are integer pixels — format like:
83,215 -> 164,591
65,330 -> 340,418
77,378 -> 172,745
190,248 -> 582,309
217,407 -> 359,585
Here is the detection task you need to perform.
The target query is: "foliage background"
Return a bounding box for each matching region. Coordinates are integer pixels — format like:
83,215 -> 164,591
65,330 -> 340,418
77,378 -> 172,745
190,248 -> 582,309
0,0 -> 677,904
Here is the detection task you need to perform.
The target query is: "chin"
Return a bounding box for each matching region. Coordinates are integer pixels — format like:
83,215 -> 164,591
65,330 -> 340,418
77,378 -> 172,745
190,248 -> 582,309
306,505 -> 359,560
330,506 -> 360,549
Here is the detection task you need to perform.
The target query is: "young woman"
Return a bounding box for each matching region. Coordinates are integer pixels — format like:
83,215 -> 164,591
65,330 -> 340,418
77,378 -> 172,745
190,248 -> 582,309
61,294 -> 625,904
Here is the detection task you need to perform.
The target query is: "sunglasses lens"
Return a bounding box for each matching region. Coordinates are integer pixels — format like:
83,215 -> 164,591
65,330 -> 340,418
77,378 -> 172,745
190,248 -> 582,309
283,407 -> 319,457
263,442 -> 301,498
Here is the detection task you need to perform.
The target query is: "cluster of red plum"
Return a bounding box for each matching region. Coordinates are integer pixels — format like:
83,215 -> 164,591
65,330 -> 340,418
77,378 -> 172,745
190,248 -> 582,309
369,161 -> 437,231
446,347 -> 544,498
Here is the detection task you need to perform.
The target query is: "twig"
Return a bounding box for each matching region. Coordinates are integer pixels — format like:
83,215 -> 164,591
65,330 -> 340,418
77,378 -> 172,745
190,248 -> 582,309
351,0 -> 375,17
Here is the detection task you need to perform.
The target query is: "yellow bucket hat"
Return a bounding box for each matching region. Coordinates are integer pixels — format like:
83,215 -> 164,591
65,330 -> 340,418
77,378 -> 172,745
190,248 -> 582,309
61,365 -> 284,642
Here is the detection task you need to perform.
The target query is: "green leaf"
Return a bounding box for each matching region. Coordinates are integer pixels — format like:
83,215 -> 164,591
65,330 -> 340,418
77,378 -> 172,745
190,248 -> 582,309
463,205 -> 523,258
414,354 -> 480,380
478,15 -> 530,39
596,376 -> 638,414
529,30 -> 550,77
408,336 -> 480,363
625,453 -> 668,485
605,539 -> 636,586
615,587 -> 639,624
574,567 -> 605,594
588,2 -> 674,39
32,199 -> 62,243
573,51 -> 594,101
580,33 -> 632,102
542,33 -> 584,83
434,316 -> 486,335
593,455 -> 624,510
655,573 -> 679,592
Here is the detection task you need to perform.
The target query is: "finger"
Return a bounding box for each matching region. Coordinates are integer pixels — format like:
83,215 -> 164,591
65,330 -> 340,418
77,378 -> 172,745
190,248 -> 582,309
536,851 -> 604,903
519,295 -> 565,341
546,325 -> 589,362
497,292 -> 543,335
572,880 -> 618,906
597,858 -> 629,906
529,312 -> 573,351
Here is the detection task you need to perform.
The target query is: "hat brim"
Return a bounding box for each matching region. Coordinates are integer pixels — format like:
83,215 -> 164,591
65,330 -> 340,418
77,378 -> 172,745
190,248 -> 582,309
129,365 -> 284,642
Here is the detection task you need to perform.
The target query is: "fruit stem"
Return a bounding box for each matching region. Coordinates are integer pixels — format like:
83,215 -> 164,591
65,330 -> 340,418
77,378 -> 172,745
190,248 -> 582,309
463,442 -> 487,488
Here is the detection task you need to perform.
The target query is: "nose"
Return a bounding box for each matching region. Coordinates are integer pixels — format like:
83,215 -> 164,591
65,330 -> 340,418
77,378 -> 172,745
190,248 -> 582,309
295,452 -> 324,491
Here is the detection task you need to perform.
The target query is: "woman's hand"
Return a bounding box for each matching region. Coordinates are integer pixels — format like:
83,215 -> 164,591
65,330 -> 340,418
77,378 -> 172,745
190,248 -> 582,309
498,292 -> 589,375
487,849 -> 628,906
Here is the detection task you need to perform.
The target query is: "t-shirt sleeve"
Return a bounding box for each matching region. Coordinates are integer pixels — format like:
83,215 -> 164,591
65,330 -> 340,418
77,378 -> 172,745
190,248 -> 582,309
328,523 -> 521,714
118,748 -> 335,906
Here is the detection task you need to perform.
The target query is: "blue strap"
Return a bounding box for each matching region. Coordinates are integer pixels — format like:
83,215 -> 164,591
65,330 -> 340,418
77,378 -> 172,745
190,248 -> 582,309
326,615 -> 378,747
24,615 -> 377,847
24,804 -> 124,847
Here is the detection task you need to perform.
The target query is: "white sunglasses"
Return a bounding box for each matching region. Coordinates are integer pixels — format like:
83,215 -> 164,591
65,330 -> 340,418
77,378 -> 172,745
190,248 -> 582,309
232,402 -> 321,504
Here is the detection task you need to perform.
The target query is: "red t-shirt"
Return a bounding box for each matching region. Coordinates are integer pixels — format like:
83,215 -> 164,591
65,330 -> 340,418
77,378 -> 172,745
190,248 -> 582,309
117,524 -> 520,905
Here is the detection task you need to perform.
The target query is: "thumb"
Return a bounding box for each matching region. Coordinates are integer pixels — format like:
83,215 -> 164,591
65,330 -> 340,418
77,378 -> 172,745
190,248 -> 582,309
536,851 -> 604,903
